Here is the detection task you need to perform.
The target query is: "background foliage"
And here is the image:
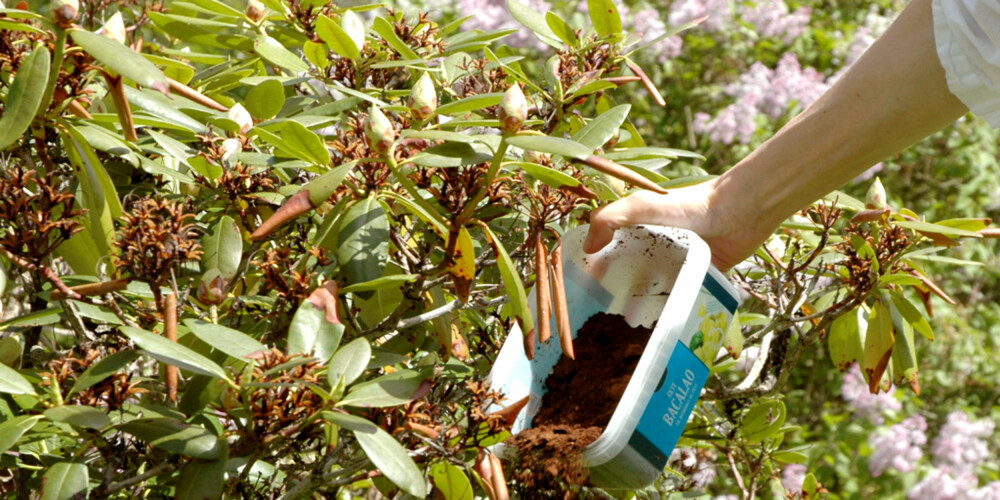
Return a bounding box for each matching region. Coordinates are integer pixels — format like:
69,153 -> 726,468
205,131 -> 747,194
0,0 -> 998,498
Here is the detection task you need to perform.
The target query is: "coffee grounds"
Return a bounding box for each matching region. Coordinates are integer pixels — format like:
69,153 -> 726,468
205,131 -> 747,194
506,312 -> 653,493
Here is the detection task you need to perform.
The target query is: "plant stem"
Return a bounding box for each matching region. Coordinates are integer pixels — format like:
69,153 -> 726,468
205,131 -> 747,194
456,140 -> 509,225
37,27 -> 68,121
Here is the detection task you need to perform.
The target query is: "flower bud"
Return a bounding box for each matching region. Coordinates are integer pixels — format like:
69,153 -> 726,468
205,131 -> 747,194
50,0 -> 78,28
498,84 -> 527,134
220,138 -> 242,169
365,106 -> 395,155
408,72 -> 437,120
97,12 -> 126,44
246,0 -> 266,23
227,103 -> 253,134
197,270 -> 228,305
865,177 -> 886,209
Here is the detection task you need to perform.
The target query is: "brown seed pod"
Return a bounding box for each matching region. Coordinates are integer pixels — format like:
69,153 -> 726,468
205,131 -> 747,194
534,233 -> 552,344
163,291 -> 179,402
626,60 -> 666,107
488,452 -> 510,500
487,395 -> 530,427
250,190 -> 314,241
168,77 -> 228,112
575,155 -> 669,194
549,243 -> 574,360
522,327 -> 536,361
476,449 -> 497,499
50,278 -> 131,301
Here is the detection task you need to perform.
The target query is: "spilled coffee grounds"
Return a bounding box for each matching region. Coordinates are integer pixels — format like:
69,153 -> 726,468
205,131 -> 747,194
507,312 -> 653,492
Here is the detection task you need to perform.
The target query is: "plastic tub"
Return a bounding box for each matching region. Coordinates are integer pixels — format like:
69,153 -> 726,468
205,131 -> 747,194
488,224 -> 739,488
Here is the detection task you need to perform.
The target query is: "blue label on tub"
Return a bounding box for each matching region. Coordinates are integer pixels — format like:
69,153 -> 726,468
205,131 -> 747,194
631,342 -> 710,468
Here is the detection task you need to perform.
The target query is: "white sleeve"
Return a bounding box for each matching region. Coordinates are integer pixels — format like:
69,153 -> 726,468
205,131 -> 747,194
932,0 -> 1000,126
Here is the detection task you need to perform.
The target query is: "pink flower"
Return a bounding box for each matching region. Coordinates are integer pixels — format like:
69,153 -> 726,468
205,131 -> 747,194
781,463 -> 808,492
931,411 -> 995,475
868,415 -> 926,477
840,364 -> 901,424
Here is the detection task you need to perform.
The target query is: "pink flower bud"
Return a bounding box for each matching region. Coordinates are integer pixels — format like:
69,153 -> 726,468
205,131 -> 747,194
246,0 -> 266,23
50,0 -> 79,27
865,177 -> 887,209
227,103 -> 253,134
497,84 -> 527,134
97,12 -> 126,44
408,72 -> 437,120
365,106 -> 395,155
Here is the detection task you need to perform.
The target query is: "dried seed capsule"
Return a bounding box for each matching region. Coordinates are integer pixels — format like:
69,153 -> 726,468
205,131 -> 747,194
408,72 -> 437,120
365,106 -> 395,155
534,234 -> 552,344
50,0 -> 78,28
865,177 -> 887,209
246,0 -> 266,22
97,12 -> 126,44
497,84 -> 527,134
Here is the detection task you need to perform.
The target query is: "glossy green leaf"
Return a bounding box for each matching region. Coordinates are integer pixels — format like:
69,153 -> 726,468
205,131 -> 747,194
741,399 -> 786,443
175,444 -> 228,500
508,161 -> 580,188
281,120 -> 331,166
121,326 -> 231,381
201,216 -> 242,279
321,410 -> 378,432
411,142 -> 491,167
0,415 -> 43,454
372,16 -> 420,61
184,319 -> 267,361
862,302 -> 895,391
0,45 -> 49,149
890,291 -> 933,340
71,29 -> 170,92
828,307 -> 865,372
125,86 -> 208,133
588,0 -> 623,38
481,224 -> 533,335
430,462 -> 474,500
317,14 -> 361,59
892,220 -> 981,237
40,462 -> 89,500
341,274 -> 419,294
62,125 -> 119,262
342,10 -> 367,50
253,34 -> 309,74
888,298 -> 920,393
572,104 -> 630,150
505,135 -> 591,160
245,78 -> 285,120
353,420 -> 427,498
119,417 -> 225,459
381,192 -> 448,234
341,369 -> 428,407
507,0 -> 562,49
0,362 -> 34,395
545,11 -> 578,48
435,92 -> 504,116
288,300 -> 344,360
68,350 -> 140,395
723,311 -> 744,359
44,405 -> 111,430
337,196 -> 390,286
328,337 -> 371,388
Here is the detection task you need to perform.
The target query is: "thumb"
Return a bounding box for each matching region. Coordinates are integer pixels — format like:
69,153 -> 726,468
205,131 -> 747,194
583,202 -> 631,254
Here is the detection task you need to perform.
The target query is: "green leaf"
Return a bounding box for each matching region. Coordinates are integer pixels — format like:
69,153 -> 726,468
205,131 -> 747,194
508,161 -> 580,188
740,399 -> 786,443
62,125 -> 120,262
372,16 -> 421,62
69,350 -> 139,395
124,86 -> 208,133
587,0 -> 623,38
0,415 -> 43,454
40,462 -> 89,500
288,301 -> 344,360
337,196 -> 390,286
545,11 -> 578,48
341,274 -> 419,294
411,142 -> 492,168
430,462 -> 473,500
381,192 -> 448,234
44,405 -> 111,430
772,445 -> 811,464
0,45 -> 49,150
340,369 -> 428,407
353,421 -> 427,498
321,410 -> 379,432
0,363 -> 34,395
121,326 -> 231,381
252,34 -> 309,74
435,92 -> 504,116
862,302 -> 895,390
507,0 -> 562,49
890,291 -> 933,341
316,14 -> 361,60
281,120 -> 331,166
572,104 -> 630,150
70,29 -> 169,92
342,11 -> 367,52
245,78 -> 286,120
201,216 -> 243,279
888,297 -> 920,392
505,135 -> 591,160
481,224 -> 533,336
878,273 -> 921,286
119,418 -> 225,459
175,444 -> 228,500
328,337 -> 371,388
892,220 -> 981,237
183,319 -> 267,361
828,307 -> 865,372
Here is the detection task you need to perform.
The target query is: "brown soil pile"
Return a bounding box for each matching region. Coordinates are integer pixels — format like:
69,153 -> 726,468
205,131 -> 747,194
506,312 -> 652,493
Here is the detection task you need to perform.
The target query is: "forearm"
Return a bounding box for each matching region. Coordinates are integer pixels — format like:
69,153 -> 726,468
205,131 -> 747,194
714,0 -> 968,234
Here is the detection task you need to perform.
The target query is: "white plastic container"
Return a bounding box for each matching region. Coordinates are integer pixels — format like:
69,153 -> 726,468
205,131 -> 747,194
488,224 -> 739,488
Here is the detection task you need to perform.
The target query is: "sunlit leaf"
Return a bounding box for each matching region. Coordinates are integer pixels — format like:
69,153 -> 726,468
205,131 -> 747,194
0,44 -> 49,150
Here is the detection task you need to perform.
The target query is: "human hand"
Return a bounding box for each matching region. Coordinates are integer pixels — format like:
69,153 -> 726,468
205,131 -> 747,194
583,179 -> 771,271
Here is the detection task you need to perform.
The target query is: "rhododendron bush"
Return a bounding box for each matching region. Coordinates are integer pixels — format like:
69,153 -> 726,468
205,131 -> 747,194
0,0 -> 997,498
